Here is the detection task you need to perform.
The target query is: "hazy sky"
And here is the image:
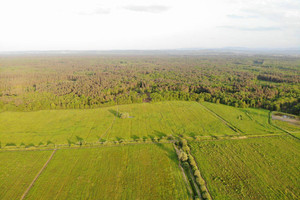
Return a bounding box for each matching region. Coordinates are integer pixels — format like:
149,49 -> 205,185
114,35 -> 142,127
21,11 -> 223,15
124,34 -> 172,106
0,0 -> 299,51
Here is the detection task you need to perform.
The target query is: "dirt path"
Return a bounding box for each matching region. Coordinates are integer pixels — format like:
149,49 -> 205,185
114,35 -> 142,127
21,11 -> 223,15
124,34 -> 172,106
198,103 -> 242,134
20,149 -> 57,200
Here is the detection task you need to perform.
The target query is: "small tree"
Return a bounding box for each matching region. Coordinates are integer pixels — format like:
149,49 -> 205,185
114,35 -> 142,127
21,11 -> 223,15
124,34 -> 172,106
120,112 -> 130,119
179,152 -> 188,162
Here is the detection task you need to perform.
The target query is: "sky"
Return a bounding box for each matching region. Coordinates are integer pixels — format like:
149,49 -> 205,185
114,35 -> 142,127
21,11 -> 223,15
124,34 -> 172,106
0,0 -> 299,51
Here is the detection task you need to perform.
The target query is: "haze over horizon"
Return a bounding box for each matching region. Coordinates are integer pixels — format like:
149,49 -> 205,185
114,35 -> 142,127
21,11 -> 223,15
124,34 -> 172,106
0,0 -> 299,51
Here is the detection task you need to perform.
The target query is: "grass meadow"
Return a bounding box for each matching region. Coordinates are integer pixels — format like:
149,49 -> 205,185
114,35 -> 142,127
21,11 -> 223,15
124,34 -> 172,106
25,144 -> 191,200
190,136 -> 300,200
0,150 -> 52,199
201,102 -> 282,135
0,101 -> 236,146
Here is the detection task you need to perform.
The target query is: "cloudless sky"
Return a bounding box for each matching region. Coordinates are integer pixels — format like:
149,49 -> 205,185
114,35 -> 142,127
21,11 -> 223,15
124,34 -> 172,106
0,0 -> 299,51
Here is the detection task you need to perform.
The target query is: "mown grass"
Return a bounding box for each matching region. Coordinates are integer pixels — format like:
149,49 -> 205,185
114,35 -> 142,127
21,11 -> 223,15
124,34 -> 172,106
190,136 -> 300,200
201,102 -> 282,134
25,144 -> 190,200
0,150 -> 52,199
0,101 -> 235,146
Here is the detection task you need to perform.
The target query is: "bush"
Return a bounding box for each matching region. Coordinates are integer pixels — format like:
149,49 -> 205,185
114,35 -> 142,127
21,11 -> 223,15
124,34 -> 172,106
47,140 -> 53,145
26,143 -> 35,148
182,145 -> 190,153
196,177 -> 205,186
38,142 -> 44,146
202,191 -> 208,199
120,112 -> 130,119
182,161 -> 189,170
194,170 -> 201,178
167,134 -> 175,140
6,142 -> 16,146
179,152 -> 188,162
180,138 -> 188,147
200,185 -> 207,192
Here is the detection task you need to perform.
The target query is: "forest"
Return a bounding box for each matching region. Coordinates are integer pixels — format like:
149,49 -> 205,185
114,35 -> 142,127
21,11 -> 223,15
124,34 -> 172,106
0,54 -> 299,115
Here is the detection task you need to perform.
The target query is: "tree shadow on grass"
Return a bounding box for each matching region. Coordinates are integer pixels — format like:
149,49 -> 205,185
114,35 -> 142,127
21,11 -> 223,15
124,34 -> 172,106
108,109 -> 119,118
131,135 -> 140,140
153,130 -> 167,138
154,142 -> 178,164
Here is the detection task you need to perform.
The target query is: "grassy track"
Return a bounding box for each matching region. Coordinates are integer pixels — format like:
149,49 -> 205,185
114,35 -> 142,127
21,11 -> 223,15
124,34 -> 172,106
25,144 -> 191,200
0,150 -> 52,199
190,136 -> 300,200
0,101 -> 236,146
201,102 -> 282,135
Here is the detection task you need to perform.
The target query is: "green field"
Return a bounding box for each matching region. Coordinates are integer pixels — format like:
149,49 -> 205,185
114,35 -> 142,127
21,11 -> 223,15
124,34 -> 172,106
0,101 -> 236,146
273,119 -> 300,133
25,144 -> 190,200
201,102 -> 282,135
190,136 -> 300,200
0,150 -> 52,199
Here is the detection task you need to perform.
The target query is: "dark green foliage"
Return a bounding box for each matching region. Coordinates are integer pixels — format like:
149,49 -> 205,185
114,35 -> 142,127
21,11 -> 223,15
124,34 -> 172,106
0,55 -> 298,114
5,142 -> 16,146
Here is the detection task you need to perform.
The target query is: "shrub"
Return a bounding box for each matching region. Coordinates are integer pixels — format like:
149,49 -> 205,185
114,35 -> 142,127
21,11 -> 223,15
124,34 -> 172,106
194,170 -> 201,178
196,177 -> 205,186
179,152 -> 188,162
192,165 -> 198,171
26,143 -> 35,148
6,142 -> 16,146
200,185 -> 207,192
182,145 -> 190,153
167,134 -> 175,140
182,161 -> 189,170
180,138 -> 188,147
46,140 -> 53,145
202,191 -> 208,199
120,112 -> 130,119
38,142 -> 44,146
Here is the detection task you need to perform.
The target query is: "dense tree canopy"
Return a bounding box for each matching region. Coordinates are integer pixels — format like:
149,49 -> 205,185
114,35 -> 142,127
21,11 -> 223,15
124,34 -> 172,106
0,54 -> 299,114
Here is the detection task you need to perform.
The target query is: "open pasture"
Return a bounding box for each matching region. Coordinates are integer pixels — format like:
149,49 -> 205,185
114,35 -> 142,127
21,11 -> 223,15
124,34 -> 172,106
201,102 -> 282,135
25,144 -> 190,200
0,101 -> 236,146
190,136 -> 300,200
0,150 -> 52,200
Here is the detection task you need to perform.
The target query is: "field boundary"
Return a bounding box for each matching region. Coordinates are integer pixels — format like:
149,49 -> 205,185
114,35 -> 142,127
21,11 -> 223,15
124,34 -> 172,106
20,149 -> 57,200
269,111 -> 300,140
173,144 -> 194,199
198,103 -> 242,134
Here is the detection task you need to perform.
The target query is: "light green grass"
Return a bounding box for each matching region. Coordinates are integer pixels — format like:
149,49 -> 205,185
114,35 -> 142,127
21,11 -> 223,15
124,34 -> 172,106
25,144 -> 190,200
273,120 -> 300,133
0,101 -> 235,146
0,150 -> 52,200
190,136 -> 300,200
201,102 -> 282,134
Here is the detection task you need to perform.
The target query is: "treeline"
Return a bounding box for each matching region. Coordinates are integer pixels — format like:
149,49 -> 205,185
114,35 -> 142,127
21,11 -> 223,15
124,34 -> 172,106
0,55 -> 299,114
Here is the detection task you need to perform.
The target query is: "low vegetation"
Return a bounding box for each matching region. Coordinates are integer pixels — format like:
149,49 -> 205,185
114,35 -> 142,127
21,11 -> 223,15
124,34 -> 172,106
0,151 -> 52,199
0,101 -> 236,146
25,144 -> 190,200
189,136 -> 300,200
